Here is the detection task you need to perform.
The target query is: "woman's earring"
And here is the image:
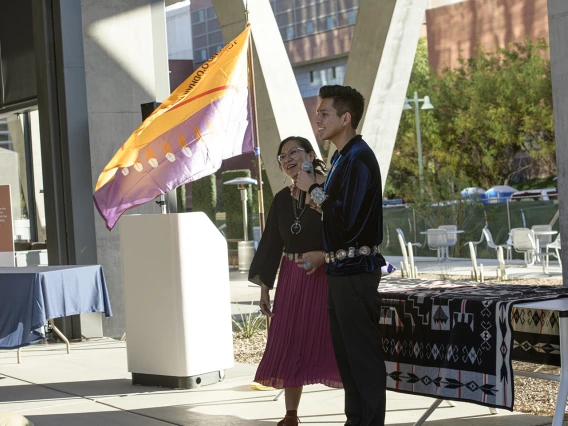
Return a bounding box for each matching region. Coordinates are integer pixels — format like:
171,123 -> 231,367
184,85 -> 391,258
283,175 -> 288,184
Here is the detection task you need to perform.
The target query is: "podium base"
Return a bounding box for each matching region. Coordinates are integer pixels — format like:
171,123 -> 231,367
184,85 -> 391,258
132,370 -> 222,389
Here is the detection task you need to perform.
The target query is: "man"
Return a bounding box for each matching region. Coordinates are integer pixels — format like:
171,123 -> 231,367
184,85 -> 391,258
295,85 -> 386,426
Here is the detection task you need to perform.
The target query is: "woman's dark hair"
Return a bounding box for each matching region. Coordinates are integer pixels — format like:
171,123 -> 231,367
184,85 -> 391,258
277,136 -> 327,175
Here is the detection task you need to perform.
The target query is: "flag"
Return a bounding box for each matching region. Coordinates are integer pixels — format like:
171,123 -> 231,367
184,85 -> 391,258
93,27 -> 253,230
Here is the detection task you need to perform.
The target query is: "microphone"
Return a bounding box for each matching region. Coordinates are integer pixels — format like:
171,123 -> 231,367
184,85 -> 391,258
298,161 -> 314,209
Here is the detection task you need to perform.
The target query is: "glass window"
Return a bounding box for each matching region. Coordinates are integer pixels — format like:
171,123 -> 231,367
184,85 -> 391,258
206,6 -> 216,19
316,1 -> 336,16
208,30 -> 224,46
305,21 -> 314,35
0,121 -> 10,150
206,18 -> 221,32
275,11 -> 293,28
296,19 -> 316,37
295,5 -> 316,22
209,45 -> 223,58
199,48 -> 208,61
281,26 -> 294,40
193,35 -> 207,49
192,9 -> 206,24
326,16 -> 335,30
192,22 -> 206,37
275,0 -> 294,13
338,9 -> 357,27
0,111 -> 48,265
348,9 -> 357,25
337,0 -> 359,11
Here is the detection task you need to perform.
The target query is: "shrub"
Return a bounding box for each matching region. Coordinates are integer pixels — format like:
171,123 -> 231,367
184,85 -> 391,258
192,175 -> 216,223
222,169 -> 253,243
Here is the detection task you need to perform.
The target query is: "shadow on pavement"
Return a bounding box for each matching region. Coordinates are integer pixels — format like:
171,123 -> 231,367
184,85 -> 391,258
27,406 -> 276,426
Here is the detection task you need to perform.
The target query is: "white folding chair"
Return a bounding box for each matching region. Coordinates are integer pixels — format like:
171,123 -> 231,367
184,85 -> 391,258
496,246 -> 507,280
546,234 -> 561,264
462,228 -> 485,255
531,225 -> 554,264
396,228 -> 422,256
438,225 -> 457,257
483,227 -> 512,261
426,229 -> 449,261
511,228 -> 537,266
397,234 -> 415,278
468,242 -> 483,283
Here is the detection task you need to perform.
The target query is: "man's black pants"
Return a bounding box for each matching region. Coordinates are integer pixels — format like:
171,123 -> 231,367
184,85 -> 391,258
327,270 -> 386,426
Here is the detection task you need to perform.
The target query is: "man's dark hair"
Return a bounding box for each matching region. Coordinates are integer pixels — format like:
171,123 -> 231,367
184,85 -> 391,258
319,85 -> 365,129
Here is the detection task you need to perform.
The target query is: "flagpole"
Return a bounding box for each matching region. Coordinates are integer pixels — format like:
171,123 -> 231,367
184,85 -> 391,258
245,6 -> 265,235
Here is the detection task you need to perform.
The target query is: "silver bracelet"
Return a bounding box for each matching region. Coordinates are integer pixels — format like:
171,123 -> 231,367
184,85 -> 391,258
310,187 -> 328,208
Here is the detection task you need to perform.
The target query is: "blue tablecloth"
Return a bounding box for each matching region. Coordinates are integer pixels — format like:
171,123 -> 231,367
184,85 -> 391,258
0,265 -> 112,349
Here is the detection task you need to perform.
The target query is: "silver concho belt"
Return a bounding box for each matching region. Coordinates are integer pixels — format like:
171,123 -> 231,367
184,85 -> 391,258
283,252 -> 304,262
324,246 -> 380,263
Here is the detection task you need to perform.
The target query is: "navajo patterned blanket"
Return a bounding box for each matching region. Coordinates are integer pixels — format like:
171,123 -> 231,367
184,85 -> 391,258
378,278 -> 568,410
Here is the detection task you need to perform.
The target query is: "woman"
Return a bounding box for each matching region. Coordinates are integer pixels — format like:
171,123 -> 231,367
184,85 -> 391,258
248,136 -> 342,426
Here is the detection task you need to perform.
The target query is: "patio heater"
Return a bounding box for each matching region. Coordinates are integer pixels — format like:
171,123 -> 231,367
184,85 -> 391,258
223,177 -> 257,272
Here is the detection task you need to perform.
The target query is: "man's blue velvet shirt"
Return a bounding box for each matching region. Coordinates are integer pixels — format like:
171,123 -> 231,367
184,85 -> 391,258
320,135 -> 385,276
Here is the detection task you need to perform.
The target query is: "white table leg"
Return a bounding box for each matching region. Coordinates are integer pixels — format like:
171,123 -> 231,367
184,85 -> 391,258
552,316 -> 568,426
414,398 -> 443,426
17,348 -> 21,364
49,319 -> 70,354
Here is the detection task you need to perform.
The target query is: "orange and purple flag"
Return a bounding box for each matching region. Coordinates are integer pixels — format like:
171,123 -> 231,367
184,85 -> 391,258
93,27 -> 253,230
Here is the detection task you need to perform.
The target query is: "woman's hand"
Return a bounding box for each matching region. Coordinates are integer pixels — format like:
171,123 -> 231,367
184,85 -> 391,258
259,284 -> 273,317
297,251 -> 325,276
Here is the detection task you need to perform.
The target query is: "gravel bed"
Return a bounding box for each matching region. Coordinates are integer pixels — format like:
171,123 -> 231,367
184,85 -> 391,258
233,274 -> 565,418
233,331 -> 267,365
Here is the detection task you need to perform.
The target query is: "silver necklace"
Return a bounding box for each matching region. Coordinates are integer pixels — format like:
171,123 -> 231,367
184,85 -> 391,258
291,198 -> 308,234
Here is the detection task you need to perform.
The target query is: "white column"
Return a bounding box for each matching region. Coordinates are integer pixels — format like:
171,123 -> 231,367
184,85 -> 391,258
339,0 -> 427,193
81,0 -> 170,336
548,0 -> 568,284
212,0 -> 320,194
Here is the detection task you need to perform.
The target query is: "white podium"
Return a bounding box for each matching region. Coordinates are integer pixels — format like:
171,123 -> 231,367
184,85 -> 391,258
119,212 -> 234,388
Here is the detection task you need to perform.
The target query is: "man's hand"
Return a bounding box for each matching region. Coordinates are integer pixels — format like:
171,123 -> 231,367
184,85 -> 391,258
297,251 -> 325,276
290,183 -> 313,205
259,284 -> 273,317
295,169 -> 317,192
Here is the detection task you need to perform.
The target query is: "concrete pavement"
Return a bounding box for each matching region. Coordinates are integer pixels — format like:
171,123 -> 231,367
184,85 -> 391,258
1,257 -> 564,425
0,339 -> 564,425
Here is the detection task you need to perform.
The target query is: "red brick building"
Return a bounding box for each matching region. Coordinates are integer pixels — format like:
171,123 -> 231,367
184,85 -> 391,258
426,0 -> 549,73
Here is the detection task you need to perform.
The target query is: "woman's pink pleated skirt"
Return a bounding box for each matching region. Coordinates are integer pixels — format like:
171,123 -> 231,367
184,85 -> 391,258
254,257 -> 342,389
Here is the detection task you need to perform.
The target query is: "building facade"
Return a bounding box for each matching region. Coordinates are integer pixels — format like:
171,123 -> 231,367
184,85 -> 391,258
426,0 -> 550,72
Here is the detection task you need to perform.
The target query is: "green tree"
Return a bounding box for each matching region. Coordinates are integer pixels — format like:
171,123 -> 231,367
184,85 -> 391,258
387,37 -> 554,201
387,37 -> 442,199
434,38 -> 553,189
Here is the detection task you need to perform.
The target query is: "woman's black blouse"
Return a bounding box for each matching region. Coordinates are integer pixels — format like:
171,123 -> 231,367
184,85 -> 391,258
248,187 -> 323,288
